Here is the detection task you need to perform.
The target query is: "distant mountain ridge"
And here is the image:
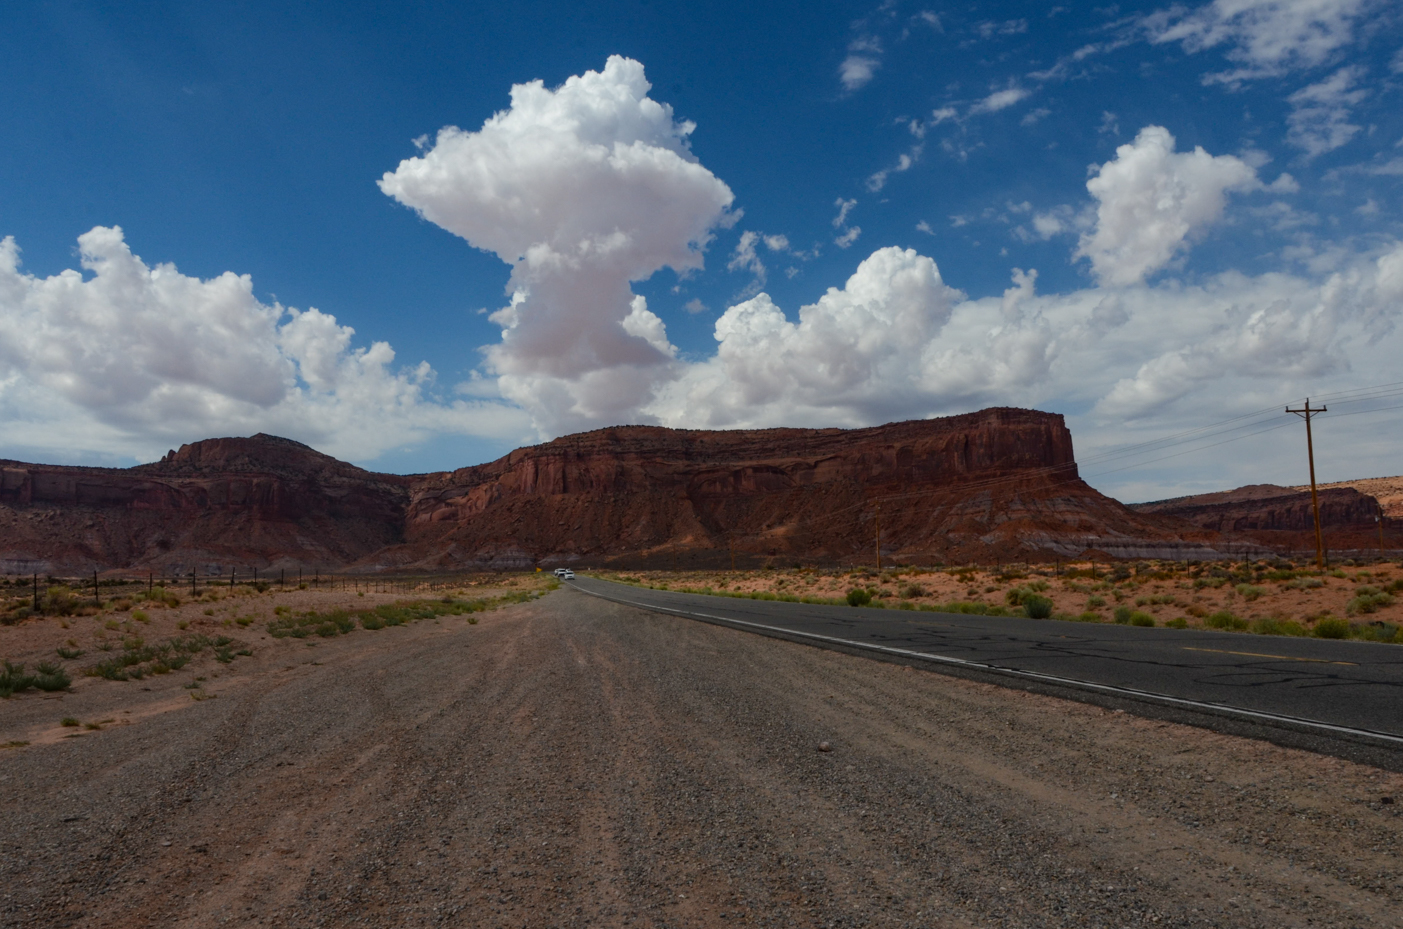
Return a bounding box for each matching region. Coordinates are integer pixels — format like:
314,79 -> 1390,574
0,410 -> 1390,575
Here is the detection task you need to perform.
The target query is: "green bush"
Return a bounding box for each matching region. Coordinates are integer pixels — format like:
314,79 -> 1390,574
33,662 -> 70,691
1022,594 -> 1054,619
1204,611 -> 1248,631
0,661 -> 37,698
1165,617 -> 1189,629
932,601 -> 1011,616
1313,617 -> 1351,639
1249,617 -> 1308,636
85,634 -> 221,680
1113,605 -> 1133,624
42,585 -> 79,616
899,583 -> 926,599
1346,587 -> 1394,615
1127,611 -> 1155,627
846,588 -> 872,607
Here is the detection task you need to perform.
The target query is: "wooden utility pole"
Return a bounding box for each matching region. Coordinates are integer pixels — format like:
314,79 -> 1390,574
1286,399 -> 1327,569
875,504 -> 881,572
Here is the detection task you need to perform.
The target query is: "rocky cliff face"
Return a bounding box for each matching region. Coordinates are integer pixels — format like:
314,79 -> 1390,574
0,435 -> 411,574
1129,484 -> 1380,532
5,412 -> 1344,575
1128,483 -> 1395,556
378,408 -> 1233,569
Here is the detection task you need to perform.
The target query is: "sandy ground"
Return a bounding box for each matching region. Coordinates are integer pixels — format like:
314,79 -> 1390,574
2,586 -> 1400,927
597,560 -> 1403,632
0,573 -> 546,674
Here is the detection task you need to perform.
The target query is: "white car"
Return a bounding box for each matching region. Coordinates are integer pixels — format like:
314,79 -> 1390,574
553,568 -> 568,577
562,570 -> 575,580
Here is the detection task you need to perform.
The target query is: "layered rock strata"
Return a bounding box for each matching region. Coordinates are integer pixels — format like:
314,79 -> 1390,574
5,411 -> 1370,574
0,435 -> 411,575
383,409 -> 1233,569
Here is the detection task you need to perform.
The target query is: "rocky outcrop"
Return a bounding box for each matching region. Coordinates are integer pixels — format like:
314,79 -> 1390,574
8,412 -> 1369,575
0,435 -> 411,575
1129,484 -> 1380,532
1128,483 -> 1395,556
376,408 -> 1229,569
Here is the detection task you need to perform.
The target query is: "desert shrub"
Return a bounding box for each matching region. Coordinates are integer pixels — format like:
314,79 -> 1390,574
1165,617 -> 1189,629
1022,594 -> 1054,619
1204,611 -> 1248,631
935,601 -> 1011,617
1250,617 -> 1308,636
1356,623 -> 1401,643
56,646 -> 83,660
1235,584 -> 1266,602
42,586 -> 79,616
1313,617 -> 1351,639
1193,577 -> 1227,590
846,588 -> 872,607
139,586 -> 180,608
1073,611 -> 1103,623
84,634 -> 220,681
1087,595 -> 1106,609
61,717 -> 79,727
1127,611 -> 1155,627
34,662 -> 71,691
1113,605 -> 1132,624
131,610 -> 149,624
1346,587 -> 1394,615
0,661 -> 37,697
900,583 -> 926,599
1286,576 -> 1324,590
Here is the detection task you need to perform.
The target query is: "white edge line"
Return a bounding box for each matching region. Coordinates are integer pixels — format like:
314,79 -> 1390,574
571,582 -> 1403,749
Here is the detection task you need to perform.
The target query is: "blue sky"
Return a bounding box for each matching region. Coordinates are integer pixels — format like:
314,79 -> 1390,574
2,1 -> 1401,501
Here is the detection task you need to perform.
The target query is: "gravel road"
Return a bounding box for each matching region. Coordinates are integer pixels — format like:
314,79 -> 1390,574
2,587 -> 1400,928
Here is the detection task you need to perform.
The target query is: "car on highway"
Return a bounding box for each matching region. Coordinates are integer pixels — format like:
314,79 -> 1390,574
562,570 -> 575,580
553,568 -> 569,577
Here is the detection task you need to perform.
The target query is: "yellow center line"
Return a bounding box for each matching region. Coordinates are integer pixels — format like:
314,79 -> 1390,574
1184,647 -> 1356,666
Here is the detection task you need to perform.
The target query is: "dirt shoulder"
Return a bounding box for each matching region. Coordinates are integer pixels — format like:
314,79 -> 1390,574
2,587 -> 1400,927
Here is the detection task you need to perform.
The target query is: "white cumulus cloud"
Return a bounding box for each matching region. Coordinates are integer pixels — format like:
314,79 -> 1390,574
649,247 -> 968,428
379,56 -> 735,437
0,227 -> 527,464
1074,126 -> 1263,286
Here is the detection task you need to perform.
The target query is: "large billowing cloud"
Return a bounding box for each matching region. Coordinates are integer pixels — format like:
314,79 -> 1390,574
379,55 -> 735,436
1073,126 -> 1263,286
0,227 -> 528,463
649,248 -> 1052,428
637,235 -> 1403,500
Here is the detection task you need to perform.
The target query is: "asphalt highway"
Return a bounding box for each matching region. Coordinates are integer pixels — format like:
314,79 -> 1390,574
568,576 -> 1403,746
